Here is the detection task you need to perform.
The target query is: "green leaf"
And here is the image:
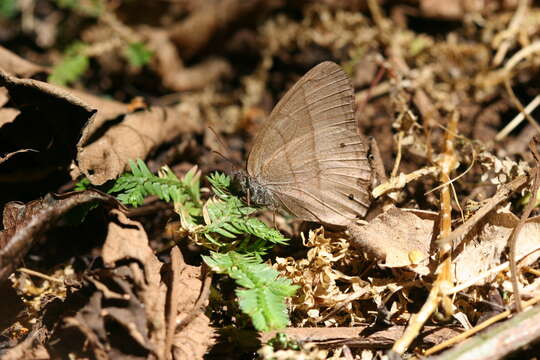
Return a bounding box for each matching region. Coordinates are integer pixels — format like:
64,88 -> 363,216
55,0 -> 103,16
203,251 -> 298,331
0,0 -> 18,18
124,42 -> 153,67
48,43 -> 89,86
74,177 -> 91,191
111,162 -> 296,332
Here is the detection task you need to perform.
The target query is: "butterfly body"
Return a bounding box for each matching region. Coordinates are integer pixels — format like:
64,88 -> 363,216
231,169 -> 276,207
235,61 -> 373,227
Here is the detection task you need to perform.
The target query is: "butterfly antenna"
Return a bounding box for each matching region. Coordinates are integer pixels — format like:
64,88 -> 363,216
208,126 -> 234,160
356,63 -> 387,133
212,149 -> 234,165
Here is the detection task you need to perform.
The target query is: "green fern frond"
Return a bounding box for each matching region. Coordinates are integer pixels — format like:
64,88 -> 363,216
203,173 -> 288,247
207,172 -> 232,197
109,160 -> 201,220
111,161 -> 296,331
203,251 -> 298,331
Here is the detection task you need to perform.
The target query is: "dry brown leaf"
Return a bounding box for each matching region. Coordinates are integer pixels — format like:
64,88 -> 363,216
0,87 -> 19,128
171,265 -> 214,360
101,210 -> 214,359
348,207 -> 433,274
167,0 -> 274,60
0,46 -> 204,186
76,104 -> 203,185
454,207 -> 540,284
102,209 -> 166,358
0,46 -> 47,78
0,108 -> 20,129
0,190 -> 120,282
0,68 -> 94,189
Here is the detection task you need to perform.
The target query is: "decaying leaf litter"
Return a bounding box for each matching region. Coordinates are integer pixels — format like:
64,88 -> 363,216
1,0 -> 540,358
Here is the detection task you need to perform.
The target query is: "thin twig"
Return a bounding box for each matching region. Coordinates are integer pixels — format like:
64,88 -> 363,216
438,175 -> 528,250
508,137 -> 540,312
392,112 -> 459,354
17,267 -> 64,283
372,166 -> 438,198
503,41 -> 540,135
496,94 -> 540,141
424,295 -> 540,357
492,0 -> 528,66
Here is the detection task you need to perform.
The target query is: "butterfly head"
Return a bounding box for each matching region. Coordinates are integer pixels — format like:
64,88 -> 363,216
231,169 -> 276,208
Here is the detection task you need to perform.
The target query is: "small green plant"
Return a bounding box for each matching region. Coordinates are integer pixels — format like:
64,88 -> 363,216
124,42 -> 153,68
48,1 -> 153,86
48,42 -> 90,86
0,0 -> 18,18
108,159 -> 298,331
74,176 -> 92,191
55,0 -> 103,17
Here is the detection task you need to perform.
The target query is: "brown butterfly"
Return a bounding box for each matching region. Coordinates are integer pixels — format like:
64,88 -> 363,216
233,61 -> 372,227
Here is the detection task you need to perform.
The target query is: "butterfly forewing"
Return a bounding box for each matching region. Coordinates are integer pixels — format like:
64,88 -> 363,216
247,61 -> 371,227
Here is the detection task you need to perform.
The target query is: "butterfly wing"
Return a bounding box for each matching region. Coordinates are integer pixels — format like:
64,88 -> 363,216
247,61 -> 371,227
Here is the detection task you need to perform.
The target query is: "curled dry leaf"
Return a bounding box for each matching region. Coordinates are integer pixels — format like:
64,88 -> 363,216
275,227 -> 369,327
76,104 -> 204,185
100,210 -> 213,359
347,207 -> 433,274
0,190 -> 120,282
0,45 -> 47,78
0,87 -> 19,129
453,207 -> 540,284
101,209 -> 166,358
0,69 -> 93,192
0,45 -> 204,186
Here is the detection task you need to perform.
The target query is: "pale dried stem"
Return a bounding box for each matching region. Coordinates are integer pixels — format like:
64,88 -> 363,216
392,112 -> 459,354
391,131 -> 403,178
423,295 -> 540,356
100,11 -> 141,44
438,175 -> 528,249
355,81 -> 393,104
492,0 -> 529,66
508,139 -> 540,312
372,166 -> 438,198
502,40 -> 540,135
504,80 -> 540,136
367,0 -> 389,39
17,267 -> 64,283
496,94 -> 540,141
